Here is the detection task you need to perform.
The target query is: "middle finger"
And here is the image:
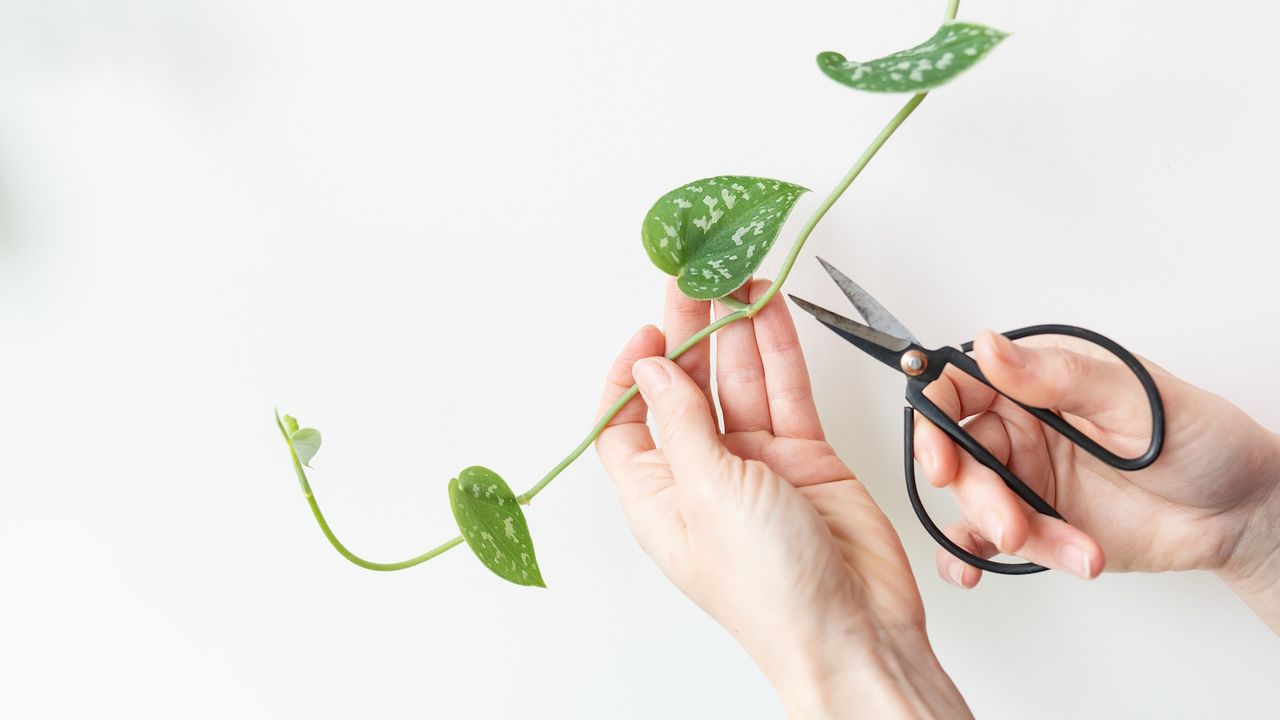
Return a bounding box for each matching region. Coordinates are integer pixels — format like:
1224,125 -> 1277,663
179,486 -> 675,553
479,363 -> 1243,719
714,279 -> 771,434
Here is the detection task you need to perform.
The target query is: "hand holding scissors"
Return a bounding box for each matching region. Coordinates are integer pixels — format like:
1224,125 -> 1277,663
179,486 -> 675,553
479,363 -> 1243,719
790,259 -> 1166,576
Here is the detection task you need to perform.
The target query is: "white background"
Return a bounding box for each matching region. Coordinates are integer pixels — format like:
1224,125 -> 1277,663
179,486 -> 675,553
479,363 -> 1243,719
2,0 -> 1277,717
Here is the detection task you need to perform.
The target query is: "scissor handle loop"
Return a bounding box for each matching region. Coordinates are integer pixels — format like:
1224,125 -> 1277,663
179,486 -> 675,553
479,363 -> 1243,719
903,324 -> 1166,576
954,324 -> 1166,471
903,407 -> 1047,574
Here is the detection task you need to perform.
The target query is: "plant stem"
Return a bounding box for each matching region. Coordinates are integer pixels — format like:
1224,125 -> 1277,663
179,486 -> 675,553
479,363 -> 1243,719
518,305 -> 751,503
277,411 -> 466,570
746,93 -> 925,316
294,0 -> 961,572
307,492 -> 464,571
521,91 -> 933,507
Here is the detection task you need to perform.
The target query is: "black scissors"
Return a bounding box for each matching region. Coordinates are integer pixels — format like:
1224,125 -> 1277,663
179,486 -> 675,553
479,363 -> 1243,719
788,258 -> 1166,575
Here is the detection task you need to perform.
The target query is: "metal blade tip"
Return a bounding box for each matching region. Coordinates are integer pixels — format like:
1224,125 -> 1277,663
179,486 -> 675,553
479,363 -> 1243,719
787,293 -> 815,310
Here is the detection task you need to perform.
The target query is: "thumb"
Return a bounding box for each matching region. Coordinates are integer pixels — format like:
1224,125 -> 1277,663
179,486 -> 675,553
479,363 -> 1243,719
632,357 -> 726,481
972,330 -> 1148,427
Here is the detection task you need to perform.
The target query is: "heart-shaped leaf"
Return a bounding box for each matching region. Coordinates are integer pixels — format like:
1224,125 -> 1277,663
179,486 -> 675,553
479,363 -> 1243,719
817,21 -> 1008,93
641,176 -> 809,300
280,413 -> 322,468
448,466 -> 545,587
290,428 -> 322,468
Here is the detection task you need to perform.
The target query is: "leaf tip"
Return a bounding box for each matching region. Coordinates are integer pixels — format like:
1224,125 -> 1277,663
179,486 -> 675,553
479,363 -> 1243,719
816,50 -> 846,66
817,21 -> 1010,94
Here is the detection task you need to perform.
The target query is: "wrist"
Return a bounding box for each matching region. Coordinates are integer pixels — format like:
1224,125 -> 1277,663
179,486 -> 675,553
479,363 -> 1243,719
768,622 -> 970,719
1217,431 -> 1280,633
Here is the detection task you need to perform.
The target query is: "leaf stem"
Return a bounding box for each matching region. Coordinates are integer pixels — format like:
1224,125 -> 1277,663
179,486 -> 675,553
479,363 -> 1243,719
306,490 -> 464,571
520,88 -> 937,503
291,0 -> 961,571
518,0 -> 961,503
277,411 -> 465,570
747,93 -> 926,316
518,306 -> 751,503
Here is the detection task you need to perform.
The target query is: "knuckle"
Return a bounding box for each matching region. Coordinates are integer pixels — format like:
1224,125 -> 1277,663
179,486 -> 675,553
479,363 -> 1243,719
656,391 -> 705,442
657,405 -> 692,444
686,366 -> 712,390
748,278 -> 774,301
767,382 -> 811,405
670,302 -> 710,321
609,357 -> 639,386
1053,348 -> 1093,382
719,363 -> 764,387
760,332 -> 802,356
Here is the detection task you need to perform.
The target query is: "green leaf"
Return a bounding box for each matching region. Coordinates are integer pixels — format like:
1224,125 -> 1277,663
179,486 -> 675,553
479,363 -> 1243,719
277,412 -> 321,468
817,21 -> 1008,93
641,176 -> 809,300
290,428 -> 322,468
448,466 -> 545,587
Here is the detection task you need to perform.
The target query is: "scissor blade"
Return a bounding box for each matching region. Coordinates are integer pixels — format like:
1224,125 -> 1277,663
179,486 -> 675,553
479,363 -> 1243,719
788,294 -> 911,371
815,256 -> 920,346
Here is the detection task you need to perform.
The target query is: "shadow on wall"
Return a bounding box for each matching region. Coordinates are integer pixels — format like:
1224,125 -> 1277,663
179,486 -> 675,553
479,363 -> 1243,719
0,1 -> 234,259
4,1 -> 222,85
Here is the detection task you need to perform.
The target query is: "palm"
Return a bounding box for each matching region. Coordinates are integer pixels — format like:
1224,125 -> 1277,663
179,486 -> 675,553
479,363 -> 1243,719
596,279 -> 925,631
1038,373 -> 1269,572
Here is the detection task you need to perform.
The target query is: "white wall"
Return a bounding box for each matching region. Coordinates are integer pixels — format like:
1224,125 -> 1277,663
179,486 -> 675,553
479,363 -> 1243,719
1,1 -> 1276,717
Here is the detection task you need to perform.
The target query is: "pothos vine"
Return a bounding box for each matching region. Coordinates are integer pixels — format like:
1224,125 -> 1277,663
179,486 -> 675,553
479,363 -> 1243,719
276,0 -> 1007,586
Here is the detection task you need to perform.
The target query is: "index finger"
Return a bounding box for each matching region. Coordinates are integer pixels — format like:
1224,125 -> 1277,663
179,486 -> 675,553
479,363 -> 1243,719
663,279 -> 716,420
595,325 -> 665,476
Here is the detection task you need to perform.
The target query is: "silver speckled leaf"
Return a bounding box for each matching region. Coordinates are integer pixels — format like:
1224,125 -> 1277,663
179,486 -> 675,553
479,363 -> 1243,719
641,176 -> 808,300
448,466 -> 545,587
818,21 -> 1008,93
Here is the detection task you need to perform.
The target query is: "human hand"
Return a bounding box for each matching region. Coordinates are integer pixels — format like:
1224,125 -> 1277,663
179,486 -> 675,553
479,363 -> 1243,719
914,330 -> 1280,631
595,280 -> 970,718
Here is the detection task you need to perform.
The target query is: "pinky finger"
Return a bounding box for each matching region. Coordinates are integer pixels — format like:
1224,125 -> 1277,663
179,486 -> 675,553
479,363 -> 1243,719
935,522 -> 997,589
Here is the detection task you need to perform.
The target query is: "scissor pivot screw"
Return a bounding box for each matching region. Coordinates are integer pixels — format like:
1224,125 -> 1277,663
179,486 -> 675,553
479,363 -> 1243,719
900,350 -> 928,376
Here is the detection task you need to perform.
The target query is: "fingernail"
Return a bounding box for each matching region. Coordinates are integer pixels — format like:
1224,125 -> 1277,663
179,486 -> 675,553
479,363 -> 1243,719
1059,544 -> 1092,579
982,510 -> 1005,552
633,358 -> 671,395
987,331 -> 1026,369
949,562 -> 966,587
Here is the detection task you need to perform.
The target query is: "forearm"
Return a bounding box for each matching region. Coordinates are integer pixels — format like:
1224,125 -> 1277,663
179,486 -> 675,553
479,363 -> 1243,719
770,626 -> 971,719
1218,431 -> 1280,634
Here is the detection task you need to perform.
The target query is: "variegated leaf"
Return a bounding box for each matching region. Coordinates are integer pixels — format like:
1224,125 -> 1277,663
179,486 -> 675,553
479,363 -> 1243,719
641,176 -> 808,300
448,466 -> 545,587
817,21 -> 1008,93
